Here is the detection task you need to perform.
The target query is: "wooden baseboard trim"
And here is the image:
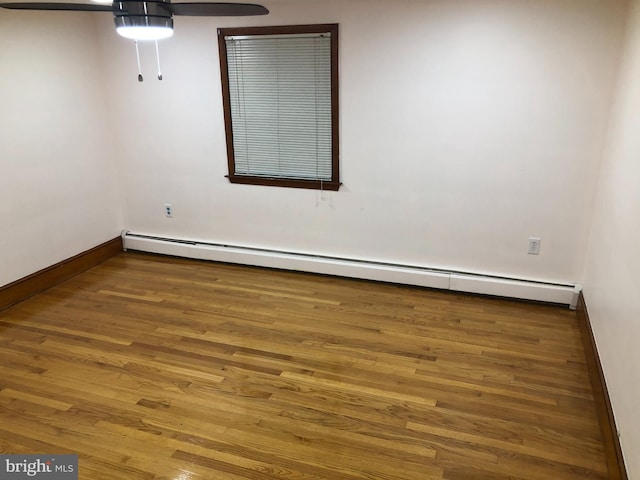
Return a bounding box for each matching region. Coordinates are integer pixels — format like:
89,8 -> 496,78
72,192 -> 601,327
576,292 -> 628,480
0,237 -> 123,311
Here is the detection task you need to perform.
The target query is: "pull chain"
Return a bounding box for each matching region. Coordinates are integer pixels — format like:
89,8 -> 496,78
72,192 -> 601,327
135,40 -> 143,82
155,40 -> 163,80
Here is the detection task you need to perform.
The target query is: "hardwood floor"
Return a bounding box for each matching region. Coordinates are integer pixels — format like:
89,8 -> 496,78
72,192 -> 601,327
0,253 -> 608,479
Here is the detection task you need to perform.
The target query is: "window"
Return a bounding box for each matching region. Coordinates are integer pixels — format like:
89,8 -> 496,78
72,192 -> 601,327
218,24 -> 340,190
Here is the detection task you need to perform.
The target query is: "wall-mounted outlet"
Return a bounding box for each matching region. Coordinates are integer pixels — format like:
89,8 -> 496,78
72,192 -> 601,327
164,203 -> 173,218
528,237 -> 541,255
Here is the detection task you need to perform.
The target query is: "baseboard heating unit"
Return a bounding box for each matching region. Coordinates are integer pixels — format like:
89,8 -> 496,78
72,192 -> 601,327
121,231 -> 581,309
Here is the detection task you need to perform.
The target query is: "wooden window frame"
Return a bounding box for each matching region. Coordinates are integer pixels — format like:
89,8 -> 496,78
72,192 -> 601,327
218,24 -> 340,191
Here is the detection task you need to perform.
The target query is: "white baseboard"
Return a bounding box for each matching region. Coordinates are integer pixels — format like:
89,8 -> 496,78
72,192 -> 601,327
122,232 -> 580,308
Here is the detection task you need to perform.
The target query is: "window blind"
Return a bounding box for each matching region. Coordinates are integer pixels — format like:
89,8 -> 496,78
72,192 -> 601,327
224,33 -> 333,181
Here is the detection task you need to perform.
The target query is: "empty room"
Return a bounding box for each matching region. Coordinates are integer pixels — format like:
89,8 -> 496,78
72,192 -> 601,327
0,0 -> 637,478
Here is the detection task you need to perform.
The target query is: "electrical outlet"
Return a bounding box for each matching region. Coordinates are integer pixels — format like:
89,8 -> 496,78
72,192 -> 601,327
528,237 -> 541,255
164,204 -> 173,218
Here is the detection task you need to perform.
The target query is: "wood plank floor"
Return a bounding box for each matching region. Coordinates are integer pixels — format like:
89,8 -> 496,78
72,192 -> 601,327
0,253 -> 608,479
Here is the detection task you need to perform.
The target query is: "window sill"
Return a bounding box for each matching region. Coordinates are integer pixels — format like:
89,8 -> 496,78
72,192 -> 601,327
227,175 -> 341,191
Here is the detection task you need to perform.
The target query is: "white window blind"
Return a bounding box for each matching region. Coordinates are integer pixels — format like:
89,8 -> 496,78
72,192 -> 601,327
224,32 -> 333,181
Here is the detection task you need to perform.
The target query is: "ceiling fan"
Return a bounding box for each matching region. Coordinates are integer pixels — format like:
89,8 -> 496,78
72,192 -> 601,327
0,1 -> 269,39
0,1 -> 269,80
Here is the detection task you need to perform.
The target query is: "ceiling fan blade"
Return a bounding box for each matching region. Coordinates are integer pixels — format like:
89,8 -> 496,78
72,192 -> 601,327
0,2 -> 113,11
169,2 -> 268,16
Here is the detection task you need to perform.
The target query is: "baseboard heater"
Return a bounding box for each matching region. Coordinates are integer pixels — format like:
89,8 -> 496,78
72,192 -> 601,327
122,231 -> 581,309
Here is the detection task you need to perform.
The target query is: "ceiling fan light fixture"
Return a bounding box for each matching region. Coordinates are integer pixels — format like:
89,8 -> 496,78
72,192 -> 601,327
115,15 -> 174,41
1,1 -> 268,47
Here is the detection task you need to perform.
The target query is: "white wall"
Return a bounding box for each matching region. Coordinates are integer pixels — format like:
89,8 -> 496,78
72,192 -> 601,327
98,0 -> 625,285
0,12 -> 122,287
584,0 -> 640,475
